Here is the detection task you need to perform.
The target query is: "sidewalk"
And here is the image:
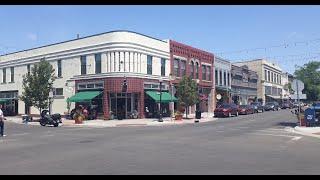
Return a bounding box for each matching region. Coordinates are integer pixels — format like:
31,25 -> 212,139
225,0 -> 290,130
286,126 -> 320,139
5,112 -> 217,128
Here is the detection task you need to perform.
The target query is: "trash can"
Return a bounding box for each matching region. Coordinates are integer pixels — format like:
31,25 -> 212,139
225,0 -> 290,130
195,110 -> 201,119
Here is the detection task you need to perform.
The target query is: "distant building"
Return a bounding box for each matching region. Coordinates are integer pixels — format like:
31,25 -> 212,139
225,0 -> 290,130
214,57 -> 232,107
231,65 -> 258,105
233,59 -> 283,104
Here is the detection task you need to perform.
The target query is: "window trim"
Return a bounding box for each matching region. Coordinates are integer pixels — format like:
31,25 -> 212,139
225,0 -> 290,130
95,53 -> 102,74
80,55 -> 87,75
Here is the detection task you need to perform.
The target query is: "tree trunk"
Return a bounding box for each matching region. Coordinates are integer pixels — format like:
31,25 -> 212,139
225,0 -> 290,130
185,106 -> 188,119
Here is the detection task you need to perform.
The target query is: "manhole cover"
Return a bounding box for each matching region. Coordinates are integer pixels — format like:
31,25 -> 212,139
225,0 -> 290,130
78,140 -> 95,143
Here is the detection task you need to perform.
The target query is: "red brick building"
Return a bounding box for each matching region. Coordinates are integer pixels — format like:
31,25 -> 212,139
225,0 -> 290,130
169,40 -> 215,114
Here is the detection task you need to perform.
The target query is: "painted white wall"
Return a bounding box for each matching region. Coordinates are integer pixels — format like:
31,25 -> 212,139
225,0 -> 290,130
0,31 -> 171,115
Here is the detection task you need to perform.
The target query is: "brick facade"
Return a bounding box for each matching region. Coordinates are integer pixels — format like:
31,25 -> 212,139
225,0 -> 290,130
169,40 -> 215,112
75,77 -> 169,120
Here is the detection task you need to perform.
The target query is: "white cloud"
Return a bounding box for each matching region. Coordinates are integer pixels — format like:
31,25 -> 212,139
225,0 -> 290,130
27,33 -> 38,41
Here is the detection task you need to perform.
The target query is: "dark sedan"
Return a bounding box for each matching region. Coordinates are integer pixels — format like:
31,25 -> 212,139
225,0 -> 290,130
250,102 -> 265,113
264,102 -> 280,111
281,102 -> 293,109
238,105 -> 255,115
214,103 -> 239,117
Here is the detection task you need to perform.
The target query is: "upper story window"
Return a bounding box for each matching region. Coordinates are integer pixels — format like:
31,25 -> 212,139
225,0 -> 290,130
280,76 -> 282,85
219,70 -> 222,85
268,71 -> 270,82
227,72 -> 230,86
95,53 -> 102,74
147,55 -> 152,75
80,55 -> 87,75
53,88 -> 64,96
2,68 -> 6,83
190,61 -> 194,79
202,65 -> 206,80
57,60 -> 62,77
271,72 -> 274,83
207,66 -> 211,81
215,69 -> 218,85
181,60 -> 186,77
223,71 -> 227,86
10,67 -> 14,82
27,64 -> 31,76
174,58 -> 180,77
264,70 -> 267,81
161,58 -> 166,76
195,62 -> 199,79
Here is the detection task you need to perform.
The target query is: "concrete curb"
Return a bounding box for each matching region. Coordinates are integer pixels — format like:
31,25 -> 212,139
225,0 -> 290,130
285,127 -> 320,139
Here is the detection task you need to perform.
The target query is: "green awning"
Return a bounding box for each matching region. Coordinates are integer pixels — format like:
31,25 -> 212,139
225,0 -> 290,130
67,91 -> 102,103
0,99 -> 9,103
146,91 -> 178,103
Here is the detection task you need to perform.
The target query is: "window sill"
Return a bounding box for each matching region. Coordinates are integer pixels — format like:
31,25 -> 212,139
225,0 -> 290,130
56,76 -> 63,79
9,82 -> 15,84
1,83 -> 7,85
53,95 -> 64,99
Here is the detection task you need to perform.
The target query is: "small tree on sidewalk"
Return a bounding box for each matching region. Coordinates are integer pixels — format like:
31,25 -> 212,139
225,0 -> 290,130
176,76 -> 199,118
20,59 -> 56,115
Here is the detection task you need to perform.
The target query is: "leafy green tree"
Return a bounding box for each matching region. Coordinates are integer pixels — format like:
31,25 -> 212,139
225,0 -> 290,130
176,76 -> 199,118
294,61 -> 320,102
20,59 -> 56,114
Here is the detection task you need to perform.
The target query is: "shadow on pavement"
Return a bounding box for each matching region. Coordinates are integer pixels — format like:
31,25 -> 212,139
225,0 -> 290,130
277,122 -> 298,128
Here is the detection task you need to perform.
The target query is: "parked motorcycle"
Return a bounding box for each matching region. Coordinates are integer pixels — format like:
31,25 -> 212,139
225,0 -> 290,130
39,110 -> 62,127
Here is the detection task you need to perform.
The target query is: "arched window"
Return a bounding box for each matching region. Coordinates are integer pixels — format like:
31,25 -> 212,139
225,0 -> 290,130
195,62 -> 199,79
190,61 -> 194,79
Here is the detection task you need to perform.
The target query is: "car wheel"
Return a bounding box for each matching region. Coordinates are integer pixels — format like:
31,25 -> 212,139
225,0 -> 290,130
40,121 -> 46,126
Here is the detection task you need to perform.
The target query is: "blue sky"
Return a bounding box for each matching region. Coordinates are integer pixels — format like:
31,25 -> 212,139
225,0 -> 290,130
1,5 -> 320,74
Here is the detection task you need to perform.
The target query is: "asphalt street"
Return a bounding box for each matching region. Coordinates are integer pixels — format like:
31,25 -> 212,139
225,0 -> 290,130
1,109 -> 319,175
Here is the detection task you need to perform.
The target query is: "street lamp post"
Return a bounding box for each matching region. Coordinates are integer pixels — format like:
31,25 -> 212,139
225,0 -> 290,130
159,79 -> 163,122
169,74 -> 175,122
195,79 -> 200,123
49,89 -> 53,115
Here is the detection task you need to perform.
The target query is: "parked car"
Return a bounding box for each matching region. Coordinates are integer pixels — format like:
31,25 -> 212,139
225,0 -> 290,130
238,105 -> 255,115
264,102 -> 280,111
214,103 -> 239,117
250,102 -> 264,113
281,102 -> 293,109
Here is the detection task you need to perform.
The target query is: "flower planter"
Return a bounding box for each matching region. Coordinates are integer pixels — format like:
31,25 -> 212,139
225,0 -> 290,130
175,114 -> 183,121
75,116 -> 84,124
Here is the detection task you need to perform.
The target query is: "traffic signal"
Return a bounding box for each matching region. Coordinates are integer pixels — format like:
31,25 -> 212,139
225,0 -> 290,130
122,78 -> 127,92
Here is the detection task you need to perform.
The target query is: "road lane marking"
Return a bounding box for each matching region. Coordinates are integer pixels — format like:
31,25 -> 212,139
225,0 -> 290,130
249,132 -> 300,138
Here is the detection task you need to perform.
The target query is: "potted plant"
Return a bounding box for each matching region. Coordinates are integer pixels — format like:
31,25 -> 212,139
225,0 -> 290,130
73,110 -> 84,124
175,111 -> 183,120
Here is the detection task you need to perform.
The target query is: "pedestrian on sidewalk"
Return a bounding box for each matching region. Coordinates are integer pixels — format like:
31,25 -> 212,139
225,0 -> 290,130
0,104 -> 6,137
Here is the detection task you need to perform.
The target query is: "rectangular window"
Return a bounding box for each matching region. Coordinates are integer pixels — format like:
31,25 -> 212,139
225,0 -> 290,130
264,69 -> 267,81
265,86 -> 272,95
223,71 -> 227,86
181,60 -> 186,77
95,53 -> 102,74
174,58 -> 180,77
10,67 -> 14,82
219,70 -> 222,85
161,58 -> 166,76
215,69 -> 218,85
27,64 -> 31,75
280,76 -> 282,85
268,71 -> 270,82
80,55 -> 87,75
53,88 -> 63,96
227,72 -> 230,86
2,68 -> 6,83
202,65 -> 206,80
57,60 -> 62,77
147,55 -> 152,75
207,66 -> 211,81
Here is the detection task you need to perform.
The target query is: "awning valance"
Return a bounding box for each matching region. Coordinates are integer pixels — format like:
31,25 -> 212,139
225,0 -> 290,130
146,91 -> 178,103
0,99 -> 9,103
67,91 -> 102,103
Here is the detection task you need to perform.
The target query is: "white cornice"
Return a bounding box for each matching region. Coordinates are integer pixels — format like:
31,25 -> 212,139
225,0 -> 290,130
0,42 -> 170,67
67,72 -> 170,82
